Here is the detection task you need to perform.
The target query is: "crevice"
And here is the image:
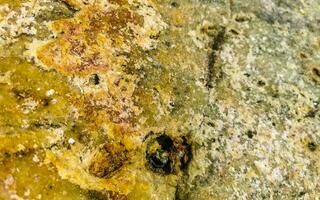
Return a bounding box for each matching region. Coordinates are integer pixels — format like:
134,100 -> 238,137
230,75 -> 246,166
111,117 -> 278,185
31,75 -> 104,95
205,27 -> 226,89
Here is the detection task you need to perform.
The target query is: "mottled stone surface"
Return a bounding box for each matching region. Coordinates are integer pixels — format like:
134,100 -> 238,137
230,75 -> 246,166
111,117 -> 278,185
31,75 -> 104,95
173,0 -> 320,199
0,0 -> 319,199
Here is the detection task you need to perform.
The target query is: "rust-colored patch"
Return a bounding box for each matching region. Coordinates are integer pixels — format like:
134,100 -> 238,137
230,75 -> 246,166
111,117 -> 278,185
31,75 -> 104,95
88,142 -> 128,178
35,1 -> 163,75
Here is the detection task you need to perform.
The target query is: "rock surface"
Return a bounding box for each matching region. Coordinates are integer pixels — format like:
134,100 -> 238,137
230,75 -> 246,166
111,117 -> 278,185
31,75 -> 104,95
0,0 -> 319,199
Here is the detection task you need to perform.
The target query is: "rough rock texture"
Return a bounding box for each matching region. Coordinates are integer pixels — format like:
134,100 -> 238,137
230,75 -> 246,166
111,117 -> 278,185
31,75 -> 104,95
0,0 -> 319,199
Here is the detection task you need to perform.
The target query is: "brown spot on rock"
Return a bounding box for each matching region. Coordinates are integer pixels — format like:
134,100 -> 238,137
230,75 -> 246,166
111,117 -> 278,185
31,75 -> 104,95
88,142 -> 128,178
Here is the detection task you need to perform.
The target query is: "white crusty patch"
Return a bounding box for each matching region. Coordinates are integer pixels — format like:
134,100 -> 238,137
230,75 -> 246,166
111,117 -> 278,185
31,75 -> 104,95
0,1 -> 50,45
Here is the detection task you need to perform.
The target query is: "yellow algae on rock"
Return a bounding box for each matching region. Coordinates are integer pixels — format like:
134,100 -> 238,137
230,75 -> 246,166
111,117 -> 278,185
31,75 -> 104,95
1,0 -> 320,199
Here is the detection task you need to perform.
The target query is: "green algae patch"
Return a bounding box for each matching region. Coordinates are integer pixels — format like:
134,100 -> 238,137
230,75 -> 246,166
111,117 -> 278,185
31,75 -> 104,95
0,57 -> 75,127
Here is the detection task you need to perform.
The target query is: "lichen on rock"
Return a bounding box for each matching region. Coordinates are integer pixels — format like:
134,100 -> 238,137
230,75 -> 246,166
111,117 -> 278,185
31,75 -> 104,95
0,0 -> 320,199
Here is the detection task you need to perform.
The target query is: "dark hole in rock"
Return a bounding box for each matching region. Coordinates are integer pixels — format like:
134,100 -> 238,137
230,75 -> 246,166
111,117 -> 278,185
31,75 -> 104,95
146,133 -> 192,175
156,134 -> 174,151
90,74 -> 100,85
169,101 -> 176,109
257,80 -> 266,86
246,130 -> 256,139
307,142 -> 317,151
171,2 -> 179,8
42,98 -> 51,106
299,191 -> 306,197
146,134 -> 173,174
